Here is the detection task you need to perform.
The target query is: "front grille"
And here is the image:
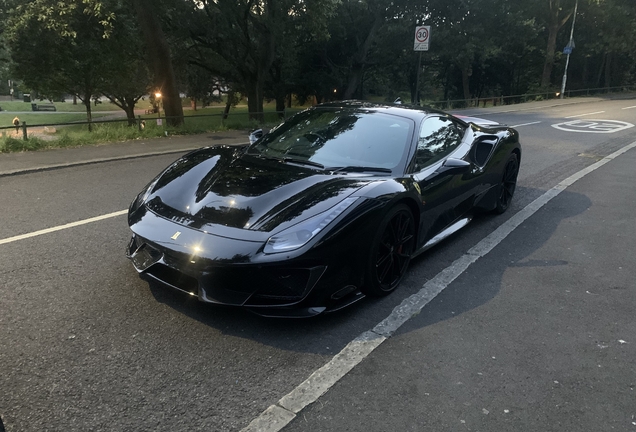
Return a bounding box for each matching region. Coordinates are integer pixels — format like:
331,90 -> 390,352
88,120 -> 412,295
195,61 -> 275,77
254,268 -> 312,299
146,264 -> 199,295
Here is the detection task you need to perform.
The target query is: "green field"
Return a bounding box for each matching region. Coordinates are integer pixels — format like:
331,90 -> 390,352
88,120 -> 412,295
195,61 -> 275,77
0,98 -> 310,153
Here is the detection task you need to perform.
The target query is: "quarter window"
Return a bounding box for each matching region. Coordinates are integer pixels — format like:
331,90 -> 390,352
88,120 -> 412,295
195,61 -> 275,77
414,116 -> 465,170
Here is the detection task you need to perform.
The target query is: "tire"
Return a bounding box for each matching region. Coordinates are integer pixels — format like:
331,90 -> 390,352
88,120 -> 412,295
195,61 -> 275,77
363,204 -> 416,297
494,153 -> 519,214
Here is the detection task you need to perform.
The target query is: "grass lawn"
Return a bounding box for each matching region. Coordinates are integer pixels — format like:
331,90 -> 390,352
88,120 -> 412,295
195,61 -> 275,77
0,99 -> 130,113
0,112 -> 113,129
0,100 -> 310,153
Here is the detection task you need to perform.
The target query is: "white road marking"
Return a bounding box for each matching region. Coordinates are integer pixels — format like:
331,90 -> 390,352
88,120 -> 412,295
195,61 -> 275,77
565,111 -> 605,118
241,140 -> 636,432
510,121 -> 542,128
552,119 -> 634,134
622,105 -> 636,110
0,210 -> 128,246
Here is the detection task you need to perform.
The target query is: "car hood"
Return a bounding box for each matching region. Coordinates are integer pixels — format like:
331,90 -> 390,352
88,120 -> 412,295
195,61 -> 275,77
145,146 -> 372,233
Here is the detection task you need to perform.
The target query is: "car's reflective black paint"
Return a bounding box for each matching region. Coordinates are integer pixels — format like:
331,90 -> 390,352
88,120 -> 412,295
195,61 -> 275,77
127,101 -> 521,317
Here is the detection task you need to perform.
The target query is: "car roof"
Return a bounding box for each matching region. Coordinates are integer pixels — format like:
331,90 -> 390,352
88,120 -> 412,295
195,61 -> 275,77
313,100 -> 449,122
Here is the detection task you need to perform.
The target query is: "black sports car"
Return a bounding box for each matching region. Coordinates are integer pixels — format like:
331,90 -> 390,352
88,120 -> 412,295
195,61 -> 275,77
127,101 -> 521,317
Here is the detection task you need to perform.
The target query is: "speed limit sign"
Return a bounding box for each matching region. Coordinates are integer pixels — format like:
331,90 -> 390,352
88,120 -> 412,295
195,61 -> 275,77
414,26 -> 430,51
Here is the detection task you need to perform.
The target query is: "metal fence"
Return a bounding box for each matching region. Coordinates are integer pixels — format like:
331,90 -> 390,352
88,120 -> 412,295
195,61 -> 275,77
1,85 -> 635,141
0,110 -> 295,141
426,85 -> 636,110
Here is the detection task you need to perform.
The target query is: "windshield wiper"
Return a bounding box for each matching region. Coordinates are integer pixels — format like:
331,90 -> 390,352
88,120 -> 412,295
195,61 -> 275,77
246,152 -> 324,169
328,166 -> 392,174
282,157 -> 325,169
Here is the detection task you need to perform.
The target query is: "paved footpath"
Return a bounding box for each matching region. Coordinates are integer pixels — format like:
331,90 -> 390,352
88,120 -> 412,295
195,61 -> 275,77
0,130 -> 249,176
283,147 -> 636,431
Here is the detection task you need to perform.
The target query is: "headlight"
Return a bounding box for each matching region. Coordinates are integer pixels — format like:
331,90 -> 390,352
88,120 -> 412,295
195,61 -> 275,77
130,176 -> 160,213
263,197 -> 359,254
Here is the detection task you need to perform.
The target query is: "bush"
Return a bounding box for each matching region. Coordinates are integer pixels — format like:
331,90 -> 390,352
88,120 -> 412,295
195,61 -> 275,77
0,136 -> 48,152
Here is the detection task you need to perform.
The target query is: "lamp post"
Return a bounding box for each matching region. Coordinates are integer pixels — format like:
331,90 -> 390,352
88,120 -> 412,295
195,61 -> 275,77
154,92 -> 162,118
560,0 -> 578,99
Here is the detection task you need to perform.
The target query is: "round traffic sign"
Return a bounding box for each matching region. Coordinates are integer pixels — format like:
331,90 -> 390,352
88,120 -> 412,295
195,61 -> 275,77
416,28 -> 429,43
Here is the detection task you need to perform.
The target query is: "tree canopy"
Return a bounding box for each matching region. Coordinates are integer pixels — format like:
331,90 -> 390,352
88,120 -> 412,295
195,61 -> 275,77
2,0 -> 635,122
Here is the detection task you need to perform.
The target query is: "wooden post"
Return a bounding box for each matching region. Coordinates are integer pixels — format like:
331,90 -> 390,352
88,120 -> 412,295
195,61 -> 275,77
22,122 -> 27,141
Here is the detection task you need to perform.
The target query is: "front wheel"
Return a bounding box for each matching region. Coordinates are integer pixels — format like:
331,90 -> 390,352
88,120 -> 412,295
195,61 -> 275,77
363,204 -> 415,297
494,153 -> 519,214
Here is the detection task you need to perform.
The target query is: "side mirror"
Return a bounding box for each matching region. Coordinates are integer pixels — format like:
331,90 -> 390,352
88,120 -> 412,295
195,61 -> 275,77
249,129 -> 263,144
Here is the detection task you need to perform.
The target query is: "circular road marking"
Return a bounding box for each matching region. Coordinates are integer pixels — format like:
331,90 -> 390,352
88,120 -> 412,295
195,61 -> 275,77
551,119 -> 634,134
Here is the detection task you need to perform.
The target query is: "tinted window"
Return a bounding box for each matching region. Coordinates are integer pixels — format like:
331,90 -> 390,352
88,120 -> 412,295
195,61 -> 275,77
414,116 -> 465,170
249,109 -> 413,170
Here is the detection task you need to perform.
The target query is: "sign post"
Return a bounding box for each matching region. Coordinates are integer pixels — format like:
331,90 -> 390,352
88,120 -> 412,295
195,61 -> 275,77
414,26 -> 430,105
560,0 -> 578,99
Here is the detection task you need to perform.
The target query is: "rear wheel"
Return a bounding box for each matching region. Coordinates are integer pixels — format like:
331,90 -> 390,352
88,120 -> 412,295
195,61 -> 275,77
363,204 -> 415,297
494,153 -> 519,214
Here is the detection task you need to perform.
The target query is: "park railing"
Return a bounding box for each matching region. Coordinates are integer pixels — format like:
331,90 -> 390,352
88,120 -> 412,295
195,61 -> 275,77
425,85 -> 636,110
0,109 -> 299,141
2,85 -> 635,141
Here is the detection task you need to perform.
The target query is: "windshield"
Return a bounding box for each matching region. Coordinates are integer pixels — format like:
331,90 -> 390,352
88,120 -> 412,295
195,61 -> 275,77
247,109 -> 414,172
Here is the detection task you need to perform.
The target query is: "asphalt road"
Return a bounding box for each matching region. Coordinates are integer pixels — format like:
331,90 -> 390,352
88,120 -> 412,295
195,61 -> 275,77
1,97 -> 635,431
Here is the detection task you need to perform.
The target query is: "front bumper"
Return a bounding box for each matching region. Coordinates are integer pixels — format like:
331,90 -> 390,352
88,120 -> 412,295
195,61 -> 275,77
127,231 -> 330,307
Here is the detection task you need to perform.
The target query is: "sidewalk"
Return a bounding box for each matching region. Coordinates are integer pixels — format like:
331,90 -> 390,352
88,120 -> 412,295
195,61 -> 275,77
0,129 -> 249,176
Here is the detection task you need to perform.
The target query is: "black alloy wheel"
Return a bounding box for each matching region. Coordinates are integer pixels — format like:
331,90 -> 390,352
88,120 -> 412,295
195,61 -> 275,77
494,153 -> 519,214
364,204 -> 416,296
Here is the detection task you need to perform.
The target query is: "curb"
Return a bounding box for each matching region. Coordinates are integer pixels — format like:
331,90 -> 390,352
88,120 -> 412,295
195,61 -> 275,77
0,142 -> 249,177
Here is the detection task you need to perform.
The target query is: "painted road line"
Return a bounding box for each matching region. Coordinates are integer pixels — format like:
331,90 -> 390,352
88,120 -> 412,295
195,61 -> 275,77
565,111 -> 605,118
0,210 -> 128,246
622,105 -> 636,110
510,121 -> 542,128
241,140 -> 636,432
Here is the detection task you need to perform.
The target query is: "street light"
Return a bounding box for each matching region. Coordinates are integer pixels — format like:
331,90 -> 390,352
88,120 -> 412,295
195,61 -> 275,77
560,0 -> 578,99
154,92 -> 162,118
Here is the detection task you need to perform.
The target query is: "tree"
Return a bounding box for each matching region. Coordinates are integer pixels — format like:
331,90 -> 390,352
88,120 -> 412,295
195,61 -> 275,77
6,1 -> 116,128
132,0 -> 184,126
6,0 -> 152,127
536,0 -> 576,88
171,0 -> 336,121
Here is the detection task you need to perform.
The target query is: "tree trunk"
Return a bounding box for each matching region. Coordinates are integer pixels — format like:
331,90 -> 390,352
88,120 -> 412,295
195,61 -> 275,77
275,94 -> 285,119
596,53 -> 606,88
582,55 -> 589,87
541,1 -> 573,89
125,104 -> 136,126
247,84 -> 259,121
133,0 -> 184,127
604,52 -> 612,89
83,93 -> 93,132
191,98 -> 197,111
222,90 -> 234,121
343,9 -> 383,99
541,21 -> 559,88
461,67 -> 471,102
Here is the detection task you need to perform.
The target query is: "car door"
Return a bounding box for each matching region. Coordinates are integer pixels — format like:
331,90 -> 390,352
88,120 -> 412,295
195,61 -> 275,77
410,115 -> 479,245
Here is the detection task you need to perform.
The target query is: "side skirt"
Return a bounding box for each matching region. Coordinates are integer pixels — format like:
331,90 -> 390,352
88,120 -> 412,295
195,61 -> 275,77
411,217 -> 472,259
